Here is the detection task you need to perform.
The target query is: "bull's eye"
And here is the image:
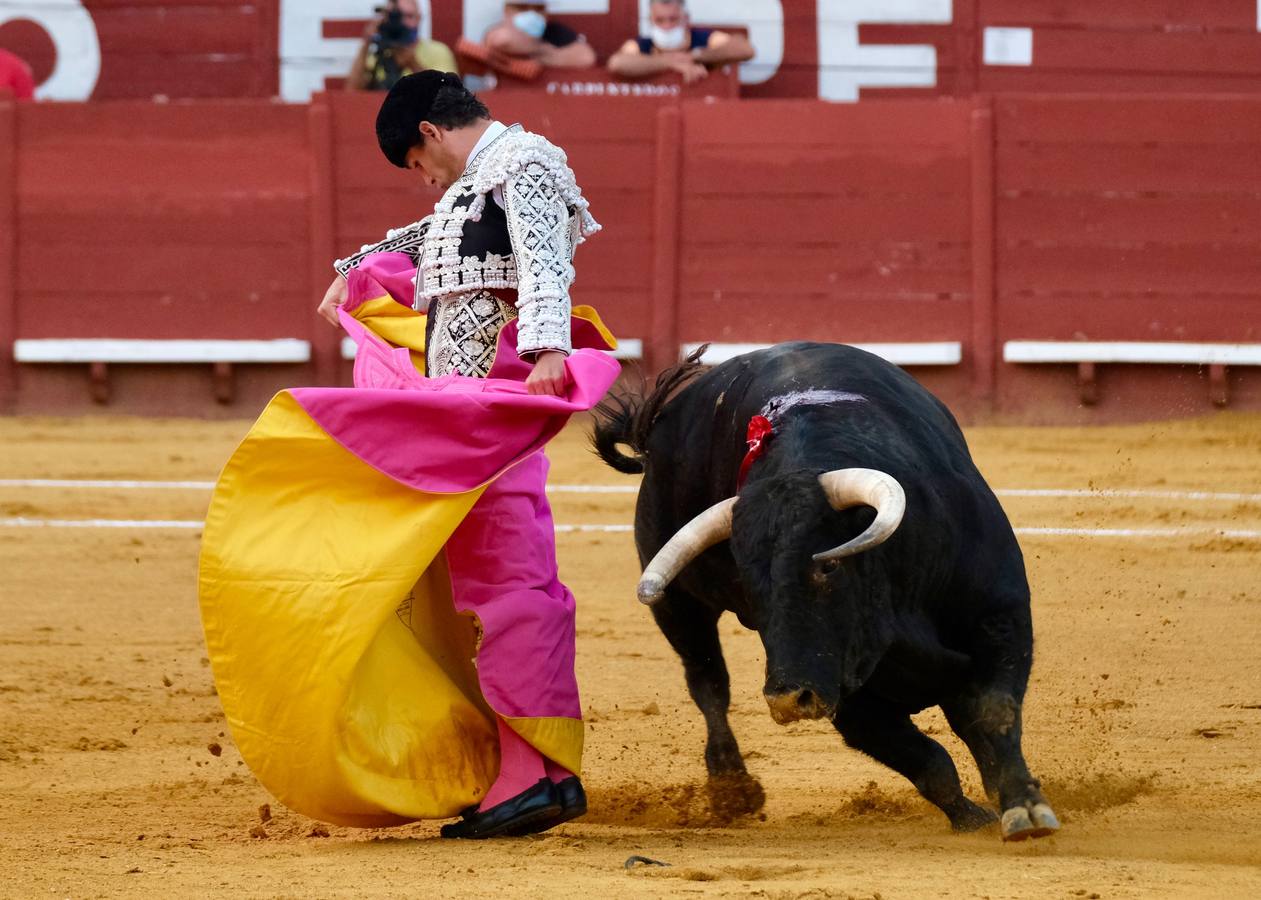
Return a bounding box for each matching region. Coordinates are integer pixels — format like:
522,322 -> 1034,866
813,558 -> 841,581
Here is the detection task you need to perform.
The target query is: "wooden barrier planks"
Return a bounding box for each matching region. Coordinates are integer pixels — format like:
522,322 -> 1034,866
15,100 -> 311,341
980,0 -> 1259,30
674,99 -> 974,349
3,92 -> 1260,417
994,95 -> 1261,346
0,96 -> 14,408
977,0 -> 1261,94
54,1 -> 277,99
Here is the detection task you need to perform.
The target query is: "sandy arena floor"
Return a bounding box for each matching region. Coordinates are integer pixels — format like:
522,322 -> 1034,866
1,412 -> 1259,898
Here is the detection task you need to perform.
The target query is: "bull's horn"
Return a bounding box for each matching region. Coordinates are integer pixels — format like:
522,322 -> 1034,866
813,468 -> 906,563
636,497 -> 738,606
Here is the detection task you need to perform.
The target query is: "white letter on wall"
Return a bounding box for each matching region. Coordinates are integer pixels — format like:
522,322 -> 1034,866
0,0 -> 100,100
280,0 -> 433,102
638,0 -> 783,84
817,0 -> 951,101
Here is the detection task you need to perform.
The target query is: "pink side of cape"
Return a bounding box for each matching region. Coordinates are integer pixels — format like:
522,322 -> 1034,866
308,253 -> 603,729
291,257 -> 620,495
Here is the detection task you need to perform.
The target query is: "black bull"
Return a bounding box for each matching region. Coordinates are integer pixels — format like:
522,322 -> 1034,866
593,342 -> 1060,841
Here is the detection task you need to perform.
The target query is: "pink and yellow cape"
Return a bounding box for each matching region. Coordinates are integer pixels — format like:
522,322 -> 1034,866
198,253 -> 620,827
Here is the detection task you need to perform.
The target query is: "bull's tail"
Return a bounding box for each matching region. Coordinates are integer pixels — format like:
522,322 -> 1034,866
590,346 -> 711,476
592,389 -> 645,474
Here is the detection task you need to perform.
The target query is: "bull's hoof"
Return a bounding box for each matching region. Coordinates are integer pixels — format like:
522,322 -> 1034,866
706,772 -> 766,821
1000,802 -> 1061,842
949,802 -> 999,833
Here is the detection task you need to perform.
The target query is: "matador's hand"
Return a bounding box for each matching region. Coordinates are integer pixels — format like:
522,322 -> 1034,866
318,275 -> 348,327
525,350 -> 568,396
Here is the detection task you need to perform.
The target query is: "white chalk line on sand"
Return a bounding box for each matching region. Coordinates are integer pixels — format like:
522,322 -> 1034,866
0,518 -> 1259,540
0,517 -> 636,533
1015,527 -> 1261,539
996,488 -> 1261,503
0,478 -> 638,494
3,481 -> 1259,538
1,479 -> 1260,503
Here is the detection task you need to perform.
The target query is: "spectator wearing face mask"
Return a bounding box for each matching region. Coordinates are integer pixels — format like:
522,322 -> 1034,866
484,2 -> 597,69
608,0 -> 754,84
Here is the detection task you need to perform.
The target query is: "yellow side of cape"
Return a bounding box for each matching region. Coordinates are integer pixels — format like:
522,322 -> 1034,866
198,295 -> 597,827
199,392 -> 497,827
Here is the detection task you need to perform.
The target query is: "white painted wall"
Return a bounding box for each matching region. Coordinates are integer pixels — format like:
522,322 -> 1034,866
0,0 -> 100,100
816,0 -> 952,102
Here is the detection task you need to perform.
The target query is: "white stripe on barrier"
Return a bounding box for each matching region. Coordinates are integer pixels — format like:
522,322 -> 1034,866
1,519 -> 1259,539
341,338 -> 644,361
682,342 -> 963,367
14,339 -> 311,364
1003,340 -> 1261,366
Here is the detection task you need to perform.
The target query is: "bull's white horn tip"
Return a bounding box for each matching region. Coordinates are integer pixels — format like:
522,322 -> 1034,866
636,575 -> 665,606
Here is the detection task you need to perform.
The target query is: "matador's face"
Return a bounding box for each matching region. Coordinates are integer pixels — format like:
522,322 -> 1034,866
404,123 -> 465,191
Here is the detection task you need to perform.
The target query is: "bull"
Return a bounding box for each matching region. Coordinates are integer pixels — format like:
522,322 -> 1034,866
593,342 -> 1060,840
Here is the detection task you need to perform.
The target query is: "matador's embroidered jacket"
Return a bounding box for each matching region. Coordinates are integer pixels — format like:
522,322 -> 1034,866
334,123 -> 601,378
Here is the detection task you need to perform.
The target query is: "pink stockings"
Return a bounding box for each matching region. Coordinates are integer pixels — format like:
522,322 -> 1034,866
479,721 -> 573,810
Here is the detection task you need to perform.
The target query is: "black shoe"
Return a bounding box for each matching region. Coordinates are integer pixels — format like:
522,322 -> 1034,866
440,779 -> 561,840
511,776 -> 587,836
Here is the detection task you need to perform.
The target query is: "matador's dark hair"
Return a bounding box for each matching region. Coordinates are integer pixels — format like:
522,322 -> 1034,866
375,70 -> 491,168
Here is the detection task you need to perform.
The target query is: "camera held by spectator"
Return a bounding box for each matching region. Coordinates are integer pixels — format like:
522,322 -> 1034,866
347,0 -> 457,92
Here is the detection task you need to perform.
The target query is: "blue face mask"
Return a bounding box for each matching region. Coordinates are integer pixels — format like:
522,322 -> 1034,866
401,26 -> 420,44
512,9 -> 547,39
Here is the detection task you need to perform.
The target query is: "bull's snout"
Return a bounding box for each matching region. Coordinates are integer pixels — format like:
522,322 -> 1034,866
763,683 -> 835,725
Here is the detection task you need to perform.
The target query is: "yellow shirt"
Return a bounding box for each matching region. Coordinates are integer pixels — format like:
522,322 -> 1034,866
414,39 -> 458,75
365,39 -> 459,88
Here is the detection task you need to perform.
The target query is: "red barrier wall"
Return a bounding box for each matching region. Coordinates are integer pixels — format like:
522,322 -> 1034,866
976,2 -> 1261,94
6,99 -> 311,410
16,102 -> 310,341
992,94 -> 1261,418
2,92 -> 1259,421
673,99 -> 977,408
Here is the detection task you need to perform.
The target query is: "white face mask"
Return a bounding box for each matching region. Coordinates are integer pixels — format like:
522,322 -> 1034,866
651,24 -> 688,51
512,10 -> 547,39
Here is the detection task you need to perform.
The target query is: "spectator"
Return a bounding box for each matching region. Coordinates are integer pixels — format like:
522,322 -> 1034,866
347,0 -> 457,91
608,0 -> 754,84
0,48 -> 36,100
484,2 -> 597,69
